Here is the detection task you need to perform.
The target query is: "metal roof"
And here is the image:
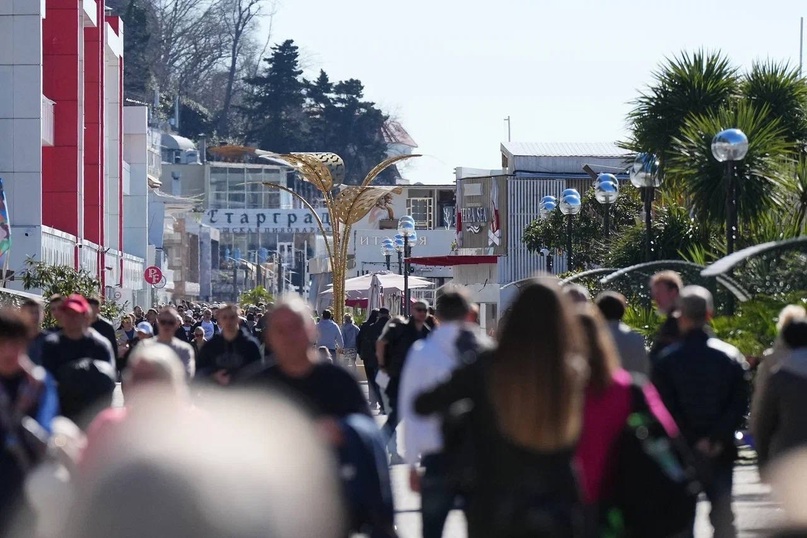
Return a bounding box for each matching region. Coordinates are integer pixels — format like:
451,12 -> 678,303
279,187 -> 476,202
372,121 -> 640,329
161,133 -> 197,151
502,142 -> 631,158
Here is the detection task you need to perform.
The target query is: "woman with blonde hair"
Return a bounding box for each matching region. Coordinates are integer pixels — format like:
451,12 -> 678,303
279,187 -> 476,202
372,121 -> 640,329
416,278 -> 588,537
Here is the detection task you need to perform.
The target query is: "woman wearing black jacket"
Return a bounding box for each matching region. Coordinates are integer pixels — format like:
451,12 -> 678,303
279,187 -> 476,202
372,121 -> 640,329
415,279 -> 588,538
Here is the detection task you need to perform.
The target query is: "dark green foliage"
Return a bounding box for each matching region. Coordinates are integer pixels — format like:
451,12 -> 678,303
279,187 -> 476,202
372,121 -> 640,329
742,61 -> 807,144
21,259 -> 126,327
522,187 -> 643,271
108,0 -> 157,102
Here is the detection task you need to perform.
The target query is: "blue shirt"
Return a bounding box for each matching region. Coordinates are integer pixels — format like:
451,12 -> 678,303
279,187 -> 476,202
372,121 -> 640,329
316,319 -> 344,350
342,323 -> 359,349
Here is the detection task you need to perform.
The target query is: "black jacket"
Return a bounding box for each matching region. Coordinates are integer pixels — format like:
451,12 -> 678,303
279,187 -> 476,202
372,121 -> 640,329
379,317 -> 429,378
357,316 -> 390,369
652,329 -> 750,457
195,328 -> 262,378
649,311 -> 680,365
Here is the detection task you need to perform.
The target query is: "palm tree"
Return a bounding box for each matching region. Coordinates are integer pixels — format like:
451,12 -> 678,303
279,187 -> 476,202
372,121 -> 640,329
623,50 -> 740,169
742,61 -> 807,144
667,101 -> 793,245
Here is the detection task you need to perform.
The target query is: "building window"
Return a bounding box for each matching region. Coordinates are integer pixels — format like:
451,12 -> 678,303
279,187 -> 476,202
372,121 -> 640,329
407,197 -> 433,229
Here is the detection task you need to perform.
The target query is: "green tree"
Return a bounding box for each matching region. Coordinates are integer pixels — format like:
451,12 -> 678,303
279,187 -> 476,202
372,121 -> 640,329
667,101 -> 792,235
623,50 -> 739,170
108,0 -> 157,101
742,61 -> 807,144
21,259 -> 125,327
242,39 -> 308,152
522,188 -> 643,271
239,285 -> 273,306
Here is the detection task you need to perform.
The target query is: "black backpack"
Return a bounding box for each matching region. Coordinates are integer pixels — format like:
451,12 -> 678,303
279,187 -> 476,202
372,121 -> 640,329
606,377 -> 702,537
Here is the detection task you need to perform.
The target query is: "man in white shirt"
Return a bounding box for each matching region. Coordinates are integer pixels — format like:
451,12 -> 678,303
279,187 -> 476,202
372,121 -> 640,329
399,286 -> 491,538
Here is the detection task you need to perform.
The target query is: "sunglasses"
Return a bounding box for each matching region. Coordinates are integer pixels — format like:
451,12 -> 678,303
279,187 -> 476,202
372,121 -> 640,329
413,308 -> 427,313
158,318 -> 177,326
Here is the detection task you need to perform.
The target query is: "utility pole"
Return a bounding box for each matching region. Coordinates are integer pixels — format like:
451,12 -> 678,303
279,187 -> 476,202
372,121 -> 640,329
504,116 -> 511,142
801,17 -> 804,76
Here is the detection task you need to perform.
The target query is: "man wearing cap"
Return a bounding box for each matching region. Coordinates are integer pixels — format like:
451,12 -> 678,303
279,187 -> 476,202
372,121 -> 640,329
40,294 -> 116,418
652,285 -> 749,538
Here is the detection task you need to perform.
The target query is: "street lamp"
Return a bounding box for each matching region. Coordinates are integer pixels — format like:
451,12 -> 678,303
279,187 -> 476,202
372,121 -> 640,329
381,238 -> 395,271
594,173 -> 620,239
539,196 -> 558,273
394,234 -> 405,274
398,216 -> 416,316
629,153 -> 662,261
559,189 -> 581,271
711,128 -> 749,256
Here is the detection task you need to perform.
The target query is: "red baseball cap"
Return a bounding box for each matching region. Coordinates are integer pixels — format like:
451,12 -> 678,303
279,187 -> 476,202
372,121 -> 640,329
61,294 -> 90,315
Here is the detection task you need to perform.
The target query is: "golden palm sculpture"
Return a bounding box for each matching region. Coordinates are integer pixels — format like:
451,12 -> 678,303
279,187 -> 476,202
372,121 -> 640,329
262,151 -> 419,323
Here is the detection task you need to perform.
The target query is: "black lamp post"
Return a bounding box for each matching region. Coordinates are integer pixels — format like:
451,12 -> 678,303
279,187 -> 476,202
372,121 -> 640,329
711,128 -> 749,256
629,153 -> 662,261
394,234 -> 404,275
398,216 -> 417,317
559,189 -> 581,271
381,238 -> 394,271
595,173 -> 619,240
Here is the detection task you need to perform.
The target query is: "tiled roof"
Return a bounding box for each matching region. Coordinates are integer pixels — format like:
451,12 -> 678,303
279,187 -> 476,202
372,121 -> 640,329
502,142 -> 631,158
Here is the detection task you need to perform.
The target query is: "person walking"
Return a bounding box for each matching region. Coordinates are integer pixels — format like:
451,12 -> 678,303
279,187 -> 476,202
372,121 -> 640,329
190,327 -> 207,357
753,317 -> 807,471
87,297 -> 118,361
196,304 -> 261,387
341,314 -> 360,369
652,286 -> 749,538
399,287 -> 492,538
151,307 -> 196,380
416,279 -> 588,537
595,291 -> 650,375
648,271 -> 683,364
360,309 -> 391,414
377,301 -> 430,464
316,310 -> 344,359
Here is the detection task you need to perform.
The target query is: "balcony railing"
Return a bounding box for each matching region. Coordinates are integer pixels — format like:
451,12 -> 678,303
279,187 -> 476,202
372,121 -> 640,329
41,226 -> 76,267
41,96 -> 55,146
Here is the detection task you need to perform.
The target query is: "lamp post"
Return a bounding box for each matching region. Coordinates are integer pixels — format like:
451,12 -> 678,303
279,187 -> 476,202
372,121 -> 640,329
539,196 -> 558,274
381,238 -> 394,271
394,234 -> 404,274
398,216 -> 417,317
594,174 -> 619,240
629,153 -> 662,261
711,128 -> 749,256
559,189 -> 581,271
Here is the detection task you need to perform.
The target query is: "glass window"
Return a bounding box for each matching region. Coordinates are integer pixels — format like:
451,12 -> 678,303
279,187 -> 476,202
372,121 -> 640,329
407,197 -> 433,229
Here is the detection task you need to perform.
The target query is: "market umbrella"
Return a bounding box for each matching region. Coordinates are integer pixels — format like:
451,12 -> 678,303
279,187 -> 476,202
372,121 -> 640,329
367,273 -> 383,312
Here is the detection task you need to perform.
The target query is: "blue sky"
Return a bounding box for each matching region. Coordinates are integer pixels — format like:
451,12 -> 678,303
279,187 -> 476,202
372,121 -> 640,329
264,0 -> 805,184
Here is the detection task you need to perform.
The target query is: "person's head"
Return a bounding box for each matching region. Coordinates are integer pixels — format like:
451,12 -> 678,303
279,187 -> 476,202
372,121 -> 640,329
193,327 -> 205,341
378,307 -> 390,320
576,304 -> 621,393
49,294 -> 65,327
176,304 -> 185,315
675,285 -> 714,333
411,300 -> 429,323
120,314 -> 134,331
777,305 -> 807,334
20,298 -> 44,335
435,286 -> 471,323
217,304 -> 240,333
157,307 -> 180,337
366,309 -> 379,325
317,346 -> 332,363
265,296 -> 317,365
183,314 -> 194,326
86,296 -> 102,318
60,294 -> 92,333
650,271 -> 683,314
492,278 -> 586,451
136,321 -> 154,340
783,318 -> 807,350
211,306 -> 220,319
0,309 -> 31,376
133,305 -> 143,317
202,309 -> 213,321
595,291 -> 627,322
563,284 -> 590,304
146,308 -> 158,323
343,313 -> 353,325
321,310 -> 332,321
123,341 -> 188,405
466,303 -> 480,324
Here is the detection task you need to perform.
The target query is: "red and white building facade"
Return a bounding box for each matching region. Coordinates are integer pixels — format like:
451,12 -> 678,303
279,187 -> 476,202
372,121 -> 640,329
0,0 -> 146,303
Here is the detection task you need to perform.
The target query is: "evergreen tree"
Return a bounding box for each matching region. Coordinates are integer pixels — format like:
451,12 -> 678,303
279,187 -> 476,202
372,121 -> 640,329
242,39 -> 308,153
109,0 -> 156,101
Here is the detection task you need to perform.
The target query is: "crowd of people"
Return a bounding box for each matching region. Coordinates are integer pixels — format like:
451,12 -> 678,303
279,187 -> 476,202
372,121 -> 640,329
1,272 -> 807,537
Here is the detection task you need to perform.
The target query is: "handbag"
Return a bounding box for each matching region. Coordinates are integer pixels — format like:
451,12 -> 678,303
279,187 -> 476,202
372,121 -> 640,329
605,378 -> 702,537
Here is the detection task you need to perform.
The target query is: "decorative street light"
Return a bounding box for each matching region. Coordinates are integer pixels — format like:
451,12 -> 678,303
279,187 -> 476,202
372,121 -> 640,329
539,195 -> 558,273
381,238 -> 395,271
594,173 -> 620,239
629,153 -> 662,261
394,234 -> 405,274
261,152 -> 419,323
398,215 -> 416,316
711,128 -> 749,256
559,188 -> 581,271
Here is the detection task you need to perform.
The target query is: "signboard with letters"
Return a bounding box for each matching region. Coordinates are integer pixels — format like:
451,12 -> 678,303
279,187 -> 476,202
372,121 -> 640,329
456,175 -> 508,256
202,208 -> 332,233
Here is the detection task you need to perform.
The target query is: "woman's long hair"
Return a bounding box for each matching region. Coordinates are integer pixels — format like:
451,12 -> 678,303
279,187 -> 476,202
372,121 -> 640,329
576,304 -> 621,393
490,279 -> 587,451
